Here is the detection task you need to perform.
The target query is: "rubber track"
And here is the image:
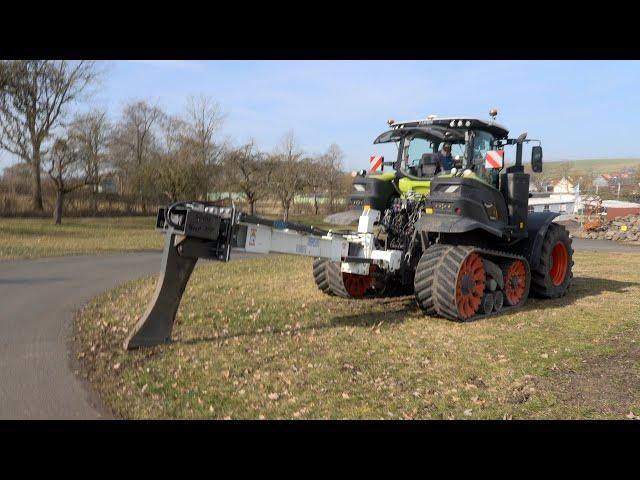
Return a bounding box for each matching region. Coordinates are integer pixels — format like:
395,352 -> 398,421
312,258 -> 350,298
430,245 -> 531,321
414,244 -> 454,315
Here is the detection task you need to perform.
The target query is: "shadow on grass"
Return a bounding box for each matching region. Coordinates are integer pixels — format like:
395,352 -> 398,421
520,276 -> 639,314
176,275 -> 639,346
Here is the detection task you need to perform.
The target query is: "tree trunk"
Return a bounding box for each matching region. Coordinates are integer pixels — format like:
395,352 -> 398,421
54,190 -> 63,225
249,199 -> 255,216
90,188 -> 98,215
31,159 -> 44,212
313,191 -> 319,216
282,200 -> 290,222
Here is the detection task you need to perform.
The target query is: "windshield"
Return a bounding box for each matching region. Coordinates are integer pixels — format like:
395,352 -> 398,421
403,136 -> 435,168
436,141 -> 465,159
471,130 -> 499,186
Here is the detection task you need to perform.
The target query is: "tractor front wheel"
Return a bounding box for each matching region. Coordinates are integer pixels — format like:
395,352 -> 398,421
530,223 -> 574,298
312,258 -> 350,298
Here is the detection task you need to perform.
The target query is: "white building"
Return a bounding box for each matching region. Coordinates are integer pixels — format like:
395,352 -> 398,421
552,177 -> 574,193
528,183 -> 580,214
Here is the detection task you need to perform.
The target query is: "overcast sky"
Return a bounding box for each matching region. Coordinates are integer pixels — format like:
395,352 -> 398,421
2,60 -> 639,171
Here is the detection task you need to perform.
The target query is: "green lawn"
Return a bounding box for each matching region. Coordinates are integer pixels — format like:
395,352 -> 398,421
0,214 -> 346,260
0,217 -> 162,260
75,251 -> 640,419
527,158 -> 640,177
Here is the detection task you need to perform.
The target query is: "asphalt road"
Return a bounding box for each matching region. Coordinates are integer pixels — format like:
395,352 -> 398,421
571,237 -> 640,252
0,239 -> 638,419
0,250 -> 258,419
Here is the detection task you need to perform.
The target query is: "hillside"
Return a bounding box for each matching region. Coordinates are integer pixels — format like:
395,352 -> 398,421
523,158 -> 640,178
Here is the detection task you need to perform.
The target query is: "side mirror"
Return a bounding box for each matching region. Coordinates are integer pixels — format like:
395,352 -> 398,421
531,146 -> 543,173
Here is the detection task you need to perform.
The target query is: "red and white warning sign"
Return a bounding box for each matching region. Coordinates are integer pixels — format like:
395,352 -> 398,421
369,155 -> 384,172
485,150 -> 504,169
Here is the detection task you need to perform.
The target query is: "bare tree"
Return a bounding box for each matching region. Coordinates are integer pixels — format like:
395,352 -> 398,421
222,140 -> 270,215
69,110 -> 110,214
270,130 -> 306,221
184,94 -> 226,198
301,156 -> 326,216
0,60 -> 97,211
110,100 -> 164,213
46,137 -> 90,224
154,114 -> 202,202
320,143 -> 345,213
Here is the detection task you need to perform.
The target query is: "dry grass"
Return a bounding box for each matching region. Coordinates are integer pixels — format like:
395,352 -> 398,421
0,214 -> 343,260
0,217 -> 163,260
75,251 -> 640,419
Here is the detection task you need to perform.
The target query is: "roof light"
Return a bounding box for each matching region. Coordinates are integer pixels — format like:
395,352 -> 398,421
449,120 -> 455,127
465,120 -> 471,127
457,120 -> 463,127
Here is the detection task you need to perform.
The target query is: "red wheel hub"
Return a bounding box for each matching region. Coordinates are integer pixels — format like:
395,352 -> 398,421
455,253 -> 485,320
550,241 -> 568,286
342,265 -> 376,298
504,260 -> 527,306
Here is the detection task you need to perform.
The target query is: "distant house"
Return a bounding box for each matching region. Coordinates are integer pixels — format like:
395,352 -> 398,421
592,176 -> 608,193
207,192 -> 246,202
552,177 -> 574,193
528,192 -> 578,214
602,200 -> 640,219
97,176 -> 117,194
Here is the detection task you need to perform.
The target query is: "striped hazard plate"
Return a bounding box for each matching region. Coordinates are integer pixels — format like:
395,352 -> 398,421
369,155 -> 383,172
485,150 -> 504,169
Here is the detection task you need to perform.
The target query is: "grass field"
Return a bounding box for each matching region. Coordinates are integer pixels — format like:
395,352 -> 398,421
527,158 -> 640,177
75,251 -> 640,419
0,214 -> 340,260
0,217 -> 163,260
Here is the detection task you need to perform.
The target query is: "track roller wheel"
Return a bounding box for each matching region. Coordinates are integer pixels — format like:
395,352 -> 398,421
454,252 -> 486,319
493,290 -> 504,312
481,293 -> 495,314
502,259 -> 528,306
531,223 -> 574,298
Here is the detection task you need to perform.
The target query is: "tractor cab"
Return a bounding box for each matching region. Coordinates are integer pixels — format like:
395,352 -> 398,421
348,114 -> 511,215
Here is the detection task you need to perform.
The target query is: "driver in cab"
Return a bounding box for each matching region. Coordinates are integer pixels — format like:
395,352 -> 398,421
437,143 -> 454,172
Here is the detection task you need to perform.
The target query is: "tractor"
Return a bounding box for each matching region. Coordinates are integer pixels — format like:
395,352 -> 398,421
124,110 -> 573,349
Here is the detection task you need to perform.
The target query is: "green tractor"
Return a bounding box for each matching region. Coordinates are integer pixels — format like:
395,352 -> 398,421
313,112 -> 573,320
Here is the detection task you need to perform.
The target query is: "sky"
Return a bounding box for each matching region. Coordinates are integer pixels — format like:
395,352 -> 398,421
2,60 -> 640,171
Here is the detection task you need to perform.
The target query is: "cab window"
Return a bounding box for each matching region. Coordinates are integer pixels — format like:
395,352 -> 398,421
404,136 -> 435,167
472,130 -> 494,163
472,130 -> 498,187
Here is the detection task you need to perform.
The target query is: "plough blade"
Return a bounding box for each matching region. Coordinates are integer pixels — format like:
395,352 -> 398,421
124,233 -> 198,350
